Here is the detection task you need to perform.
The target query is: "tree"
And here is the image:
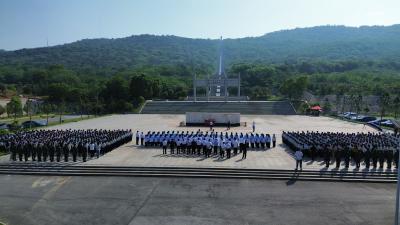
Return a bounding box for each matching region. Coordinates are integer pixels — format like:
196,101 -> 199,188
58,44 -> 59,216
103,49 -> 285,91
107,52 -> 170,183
354,95 -> 363,115
58,101 -> 66,124
24,100 -> 34,128
42,103 -> 54,125
102,77 -> 129,100
6,96 -> 23,121
280,76 -> 308,100
47,83 -> 70,103
393,96 -> 400,118
363,105 -> 370,115
250,86 -> 271,100
0,83 -> 6,96
378,92 -> 391,122
280,78 -> 296,100
0,104 -> 5,116
323,98 -> 332,115
101,76 -> 130,112
130,74 -> 154,99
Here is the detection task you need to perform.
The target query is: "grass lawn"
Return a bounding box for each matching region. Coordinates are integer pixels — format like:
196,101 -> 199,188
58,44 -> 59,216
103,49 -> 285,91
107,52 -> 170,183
0,114 -> 56,123
45,115 -> 98,127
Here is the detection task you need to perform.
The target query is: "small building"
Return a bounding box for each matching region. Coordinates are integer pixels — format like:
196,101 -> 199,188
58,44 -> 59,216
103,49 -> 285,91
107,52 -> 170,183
309,105 -> 322,116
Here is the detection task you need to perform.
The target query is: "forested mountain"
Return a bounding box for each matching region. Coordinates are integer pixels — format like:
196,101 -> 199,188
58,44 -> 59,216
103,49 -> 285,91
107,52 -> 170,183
1,25 -> 400,74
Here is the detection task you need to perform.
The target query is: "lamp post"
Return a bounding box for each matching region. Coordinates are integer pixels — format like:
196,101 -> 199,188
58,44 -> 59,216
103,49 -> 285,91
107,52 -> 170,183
395,135 -> 400,225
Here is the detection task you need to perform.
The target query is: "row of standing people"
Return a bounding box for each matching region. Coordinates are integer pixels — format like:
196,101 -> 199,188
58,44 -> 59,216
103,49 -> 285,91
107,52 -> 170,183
0,129 -> 133,162
283,131 -> 400,170
136,130 -> 277,159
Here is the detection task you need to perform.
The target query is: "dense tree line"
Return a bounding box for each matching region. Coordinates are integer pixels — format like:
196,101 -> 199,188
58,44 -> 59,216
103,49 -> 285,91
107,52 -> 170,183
0,65 -> 191,115
1,59 -> 399,115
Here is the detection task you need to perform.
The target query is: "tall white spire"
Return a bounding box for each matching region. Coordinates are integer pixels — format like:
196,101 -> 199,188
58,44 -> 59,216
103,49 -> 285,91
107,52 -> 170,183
218,36 -> 223,76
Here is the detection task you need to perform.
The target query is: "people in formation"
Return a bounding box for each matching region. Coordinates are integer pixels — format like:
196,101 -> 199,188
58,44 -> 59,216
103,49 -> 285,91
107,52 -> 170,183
137,130 -> 276,159
0,129 -> 133,162
282,131 -> 400,170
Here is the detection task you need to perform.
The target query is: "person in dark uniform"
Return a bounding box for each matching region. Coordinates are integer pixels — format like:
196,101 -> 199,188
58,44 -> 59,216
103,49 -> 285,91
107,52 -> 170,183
140,132 -> 144,146
386,149 -> 393,169
56,143 -> 62,162
191,139 -> 196,155
310,145 -> 317,161
378,149 -> 385,169
82,143 -> 87,162
170,139 -> 175,154
23,143 -> 29,161
395,149 -> 399,169
49,143 -> 55,162
335,147 -> 342,169
37,143 -> 43,162
31,142 -> 37,161
364,148 -> 371,169
323,146 -> 331,168
343,148 -> 350,169
17,143 -> 23,161
43,144 -> 48,162
242,142 -> 247,159
64,143 -> 70,162
10,143 -> 16,161
372,147 -> 379,169
353,148 -> 361,169
72,143 -> 78,162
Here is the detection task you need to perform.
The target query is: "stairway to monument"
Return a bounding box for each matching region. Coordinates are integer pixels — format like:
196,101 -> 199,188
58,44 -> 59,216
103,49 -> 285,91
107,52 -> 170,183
140,101 -> 296,115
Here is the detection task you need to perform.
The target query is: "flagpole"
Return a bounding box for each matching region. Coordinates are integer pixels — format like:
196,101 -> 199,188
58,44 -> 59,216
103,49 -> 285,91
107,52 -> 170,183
395,135 -> 400,225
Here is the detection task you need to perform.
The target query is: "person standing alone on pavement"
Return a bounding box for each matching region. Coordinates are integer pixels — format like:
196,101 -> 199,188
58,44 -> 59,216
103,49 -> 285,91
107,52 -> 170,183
252,121 -> 256,132
272,134 -> 276,148
294,149 -> 303,170
135,131 -> 140,145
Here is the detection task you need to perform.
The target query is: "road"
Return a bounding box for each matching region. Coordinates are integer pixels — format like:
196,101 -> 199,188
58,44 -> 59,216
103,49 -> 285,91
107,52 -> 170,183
0,175 -> 396,225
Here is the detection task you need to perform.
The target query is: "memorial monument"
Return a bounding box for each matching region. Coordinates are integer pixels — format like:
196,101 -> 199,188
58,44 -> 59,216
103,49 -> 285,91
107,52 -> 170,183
190,37 -> 247,102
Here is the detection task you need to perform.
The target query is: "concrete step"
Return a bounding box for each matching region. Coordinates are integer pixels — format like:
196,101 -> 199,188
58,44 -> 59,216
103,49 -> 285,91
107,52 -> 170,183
0,165 -> 396,183
141,101 -> 296,115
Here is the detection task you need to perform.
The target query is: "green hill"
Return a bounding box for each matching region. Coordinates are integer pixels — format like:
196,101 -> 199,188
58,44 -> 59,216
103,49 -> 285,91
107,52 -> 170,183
1,25 -> 400,73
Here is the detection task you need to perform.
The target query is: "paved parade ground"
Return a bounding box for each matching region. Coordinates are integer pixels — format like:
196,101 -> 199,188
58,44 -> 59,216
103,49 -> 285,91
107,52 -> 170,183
0,115 -> 395,225
0,175 -> 396,225
41,114 -> 378,170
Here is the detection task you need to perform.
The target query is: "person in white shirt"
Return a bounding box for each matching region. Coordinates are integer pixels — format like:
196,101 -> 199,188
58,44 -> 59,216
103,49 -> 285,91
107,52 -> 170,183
220,141 -> 226,158
294,149 -> 303,170
135,131 -> 140,145
89,143 -> 95,158
206,140 -> 212,158
162,139 -> 168,154
96,143 -> 101,158
232,139 -> 239,155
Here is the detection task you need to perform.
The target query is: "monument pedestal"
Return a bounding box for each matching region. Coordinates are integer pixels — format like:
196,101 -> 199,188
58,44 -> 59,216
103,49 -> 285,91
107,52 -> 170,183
185,112 -> 240,126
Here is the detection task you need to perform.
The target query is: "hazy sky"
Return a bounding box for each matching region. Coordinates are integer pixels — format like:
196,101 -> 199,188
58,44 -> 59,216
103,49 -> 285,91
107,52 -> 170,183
1,0 -> 399,50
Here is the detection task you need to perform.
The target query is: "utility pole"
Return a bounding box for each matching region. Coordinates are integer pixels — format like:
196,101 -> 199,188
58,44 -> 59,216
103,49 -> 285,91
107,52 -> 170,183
395,133 -> 400,225
28,99 -> 32,129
